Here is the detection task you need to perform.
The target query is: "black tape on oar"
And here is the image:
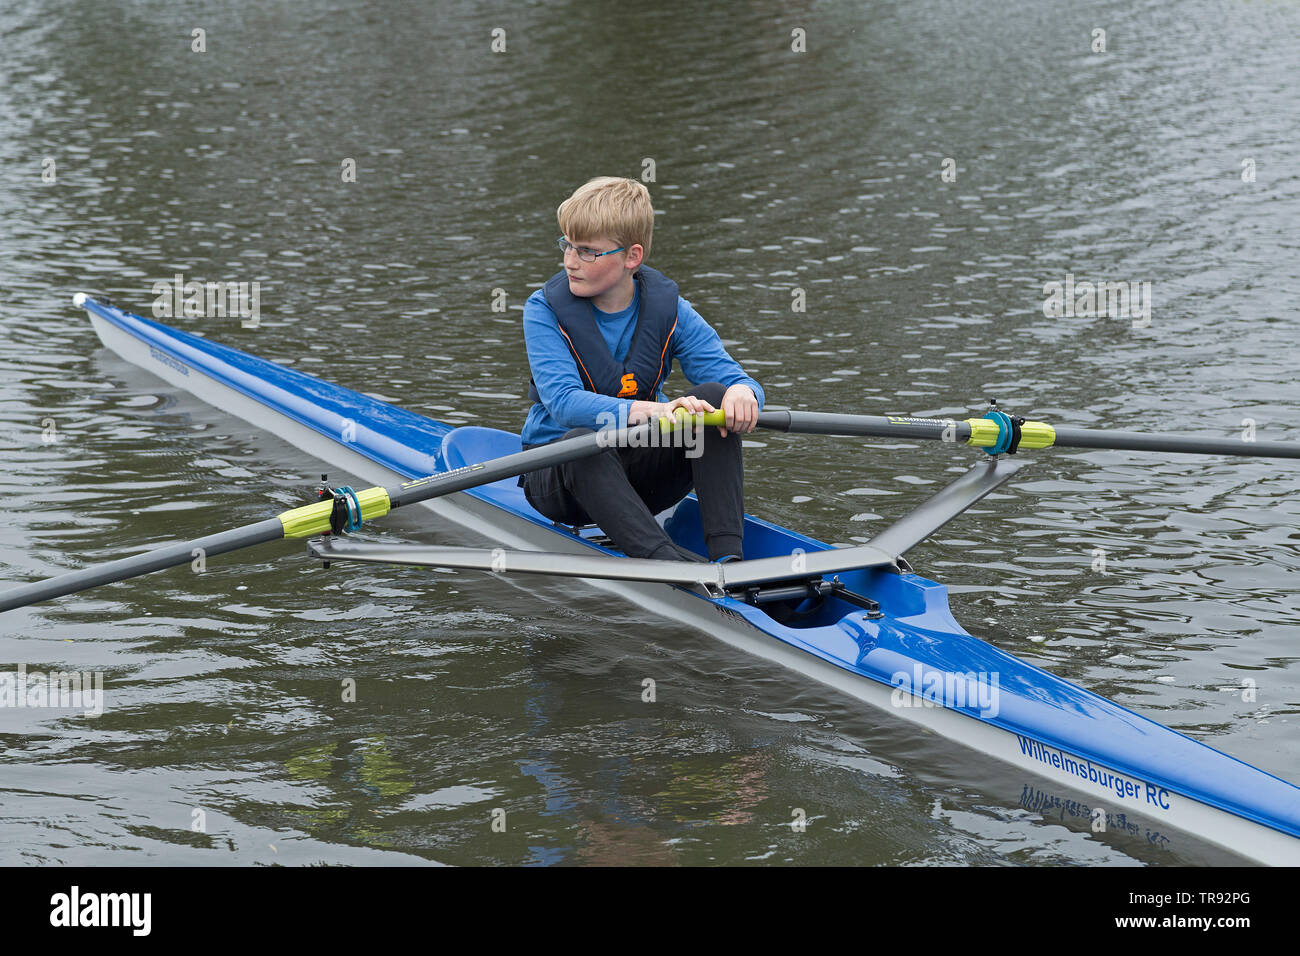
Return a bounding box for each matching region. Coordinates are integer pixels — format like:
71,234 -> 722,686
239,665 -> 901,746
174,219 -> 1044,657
316,477 -> 364,535
329,486 -> 363,534
983,409 -> 1026,455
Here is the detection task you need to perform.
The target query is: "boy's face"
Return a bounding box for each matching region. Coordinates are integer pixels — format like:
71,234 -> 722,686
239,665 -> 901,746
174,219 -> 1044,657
563,235 -> 638,299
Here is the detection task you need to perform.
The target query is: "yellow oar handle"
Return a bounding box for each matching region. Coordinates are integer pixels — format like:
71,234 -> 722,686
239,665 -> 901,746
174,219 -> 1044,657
964,418 -> 1056,450
278,486 -> 392,538
658,408 -> 727,431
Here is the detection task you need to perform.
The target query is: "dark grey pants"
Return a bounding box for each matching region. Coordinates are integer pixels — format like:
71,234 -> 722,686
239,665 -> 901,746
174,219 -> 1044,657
523,382 -> 744,561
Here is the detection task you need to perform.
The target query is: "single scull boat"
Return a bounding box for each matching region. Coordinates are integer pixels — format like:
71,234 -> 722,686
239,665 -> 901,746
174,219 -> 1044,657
8,294 -> 1300,865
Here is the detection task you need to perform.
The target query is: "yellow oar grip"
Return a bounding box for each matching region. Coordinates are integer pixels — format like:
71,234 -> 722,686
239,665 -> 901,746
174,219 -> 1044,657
658,408 -> 727,432
964,418 -> 1056,450
278,486 -> 392,538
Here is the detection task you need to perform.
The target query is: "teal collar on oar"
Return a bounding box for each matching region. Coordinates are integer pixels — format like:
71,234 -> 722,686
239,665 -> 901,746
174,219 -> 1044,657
981,403 -> 1027,455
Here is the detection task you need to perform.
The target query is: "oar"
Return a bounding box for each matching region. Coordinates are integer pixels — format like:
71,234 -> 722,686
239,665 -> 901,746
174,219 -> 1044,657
0,415 -> 700,613
751,409 -> 1300,459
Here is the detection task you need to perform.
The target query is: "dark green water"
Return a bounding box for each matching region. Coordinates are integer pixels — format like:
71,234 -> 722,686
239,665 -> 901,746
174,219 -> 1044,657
1,0 -> 1297,865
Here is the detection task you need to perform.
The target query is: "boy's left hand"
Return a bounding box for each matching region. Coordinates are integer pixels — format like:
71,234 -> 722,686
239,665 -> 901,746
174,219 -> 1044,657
720,384 -> 759,437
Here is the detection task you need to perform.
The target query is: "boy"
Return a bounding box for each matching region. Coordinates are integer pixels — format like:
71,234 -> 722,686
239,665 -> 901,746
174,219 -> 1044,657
520,177 -> 763,563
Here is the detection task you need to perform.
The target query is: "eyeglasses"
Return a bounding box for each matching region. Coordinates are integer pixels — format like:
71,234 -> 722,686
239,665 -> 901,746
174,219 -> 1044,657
557,237 -> 626,262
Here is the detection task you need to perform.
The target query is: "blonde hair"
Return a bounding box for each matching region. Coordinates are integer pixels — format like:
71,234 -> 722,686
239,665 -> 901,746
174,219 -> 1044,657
557,177 -> 654,261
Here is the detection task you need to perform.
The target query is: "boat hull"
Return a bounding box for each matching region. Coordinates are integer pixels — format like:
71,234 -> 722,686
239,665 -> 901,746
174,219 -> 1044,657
80,298 -> 1300,865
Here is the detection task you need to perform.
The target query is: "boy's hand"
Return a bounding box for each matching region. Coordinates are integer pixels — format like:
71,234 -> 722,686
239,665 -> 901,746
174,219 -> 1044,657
628,390 -> 755,437
626,400 -> 662,425
720,384 -> 758,437
628,395 -> 715,425
665,394 -> 716,418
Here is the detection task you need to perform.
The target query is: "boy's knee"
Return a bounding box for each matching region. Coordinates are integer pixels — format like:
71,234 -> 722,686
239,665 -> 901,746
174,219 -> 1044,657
694,382 -> 726,405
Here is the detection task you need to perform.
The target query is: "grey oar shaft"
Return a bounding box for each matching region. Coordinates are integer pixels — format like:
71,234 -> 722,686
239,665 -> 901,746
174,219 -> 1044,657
760,411 -> 1300,460
0,518 -> 285,613
388,423 -> 656,509
757,410 -> 973,442
1,424 -> 658,614
1050,426 -> 1300,460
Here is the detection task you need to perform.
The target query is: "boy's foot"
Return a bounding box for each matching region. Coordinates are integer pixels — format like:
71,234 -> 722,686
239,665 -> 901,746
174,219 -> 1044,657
714,554 -> 742,564
648,543 -> 709,563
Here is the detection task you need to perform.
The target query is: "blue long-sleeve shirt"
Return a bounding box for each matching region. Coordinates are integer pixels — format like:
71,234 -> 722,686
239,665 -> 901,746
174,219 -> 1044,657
521,284 -> 765,446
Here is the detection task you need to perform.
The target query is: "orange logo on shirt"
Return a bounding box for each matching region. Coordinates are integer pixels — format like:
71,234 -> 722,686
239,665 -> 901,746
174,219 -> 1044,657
618,373 -> 638,397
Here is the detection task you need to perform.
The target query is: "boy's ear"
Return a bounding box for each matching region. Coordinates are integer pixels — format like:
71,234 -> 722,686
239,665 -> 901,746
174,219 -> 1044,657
625,243 -> 645,269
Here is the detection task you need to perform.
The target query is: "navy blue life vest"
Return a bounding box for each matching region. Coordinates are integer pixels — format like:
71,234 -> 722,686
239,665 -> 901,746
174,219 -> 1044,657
527,266 -> 679,404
